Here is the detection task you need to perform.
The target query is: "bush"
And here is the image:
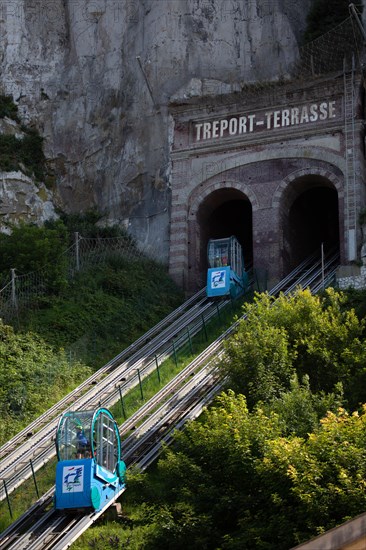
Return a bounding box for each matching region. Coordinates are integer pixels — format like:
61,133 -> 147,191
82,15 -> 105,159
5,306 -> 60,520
0,221 -> 69,292
0,131 -> 45,180
0,95 -> 20,122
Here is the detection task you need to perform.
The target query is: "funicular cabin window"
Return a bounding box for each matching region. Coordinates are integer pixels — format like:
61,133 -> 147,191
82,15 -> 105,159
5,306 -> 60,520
95,412 -> 117,472
208,241 -> 229,267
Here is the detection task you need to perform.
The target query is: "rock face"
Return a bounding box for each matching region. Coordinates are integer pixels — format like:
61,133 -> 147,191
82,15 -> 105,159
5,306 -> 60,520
0,0 -> 316,260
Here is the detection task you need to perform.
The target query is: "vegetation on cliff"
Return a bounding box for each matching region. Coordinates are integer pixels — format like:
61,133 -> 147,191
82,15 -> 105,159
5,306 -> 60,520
0,94 -> 45,180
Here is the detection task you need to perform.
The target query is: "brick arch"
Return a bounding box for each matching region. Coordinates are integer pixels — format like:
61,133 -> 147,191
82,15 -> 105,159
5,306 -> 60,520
275,166 -> 344,272
188,179 -> 259,219
272,167 -> 343,209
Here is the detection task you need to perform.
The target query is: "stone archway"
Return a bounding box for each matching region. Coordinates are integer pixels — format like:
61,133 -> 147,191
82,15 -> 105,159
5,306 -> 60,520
278,172 -> 341,274
187,183 -> 255,291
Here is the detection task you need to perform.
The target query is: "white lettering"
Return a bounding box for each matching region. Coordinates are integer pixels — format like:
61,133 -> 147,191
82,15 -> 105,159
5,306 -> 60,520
309,104 -> 318,122
273,111 -> 281,128
203,122 -> 211,139
212,120 -> 219,138
193,100 -> 337,141
238,116 -> 247,134
195,123 -> 203,141
229,118 -> 237,135
319,102 -> 328,120
281,110 -> 290,126
220,119 -> 228,136
300,105 -> 309,123
248,114 -> 255,132
265,112 -> 273,129
329,101 -> 336,118
291,108 -> 299,125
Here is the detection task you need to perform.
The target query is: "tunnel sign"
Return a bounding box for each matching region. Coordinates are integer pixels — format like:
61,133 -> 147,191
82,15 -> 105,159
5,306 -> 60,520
193,100 -> 337,142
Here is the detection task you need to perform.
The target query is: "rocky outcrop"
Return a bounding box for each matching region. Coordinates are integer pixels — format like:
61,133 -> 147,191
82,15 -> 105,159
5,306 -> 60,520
0,0 -> 315,260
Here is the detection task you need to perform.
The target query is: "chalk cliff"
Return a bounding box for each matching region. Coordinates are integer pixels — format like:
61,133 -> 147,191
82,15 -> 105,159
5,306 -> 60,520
0,0 -> 325,259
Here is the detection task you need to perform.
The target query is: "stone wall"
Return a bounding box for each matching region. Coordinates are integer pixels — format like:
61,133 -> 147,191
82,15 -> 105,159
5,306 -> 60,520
337,266 -> 366,290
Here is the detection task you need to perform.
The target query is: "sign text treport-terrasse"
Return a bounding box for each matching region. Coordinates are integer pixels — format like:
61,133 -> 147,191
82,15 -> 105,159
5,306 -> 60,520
193,100 -> 337,142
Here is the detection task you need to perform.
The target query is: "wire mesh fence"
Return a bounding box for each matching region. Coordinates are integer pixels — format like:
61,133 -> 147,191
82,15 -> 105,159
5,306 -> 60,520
238,14 -> 364,100
294,15 -> 364,77
0,233 -> 162,325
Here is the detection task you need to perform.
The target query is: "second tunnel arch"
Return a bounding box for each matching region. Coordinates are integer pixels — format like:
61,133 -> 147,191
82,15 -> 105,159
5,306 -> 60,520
279,174 -> 341,275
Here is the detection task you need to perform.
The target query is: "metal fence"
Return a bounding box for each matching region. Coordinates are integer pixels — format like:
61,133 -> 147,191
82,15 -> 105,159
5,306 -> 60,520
0,233 -> 161,324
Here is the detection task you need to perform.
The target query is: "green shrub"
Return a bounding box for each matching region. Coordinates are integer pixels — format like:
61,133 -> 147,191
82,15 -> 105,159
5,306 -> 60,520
0,131 -> 45,180
0,221 -> 69,292
0,95 -> 20,122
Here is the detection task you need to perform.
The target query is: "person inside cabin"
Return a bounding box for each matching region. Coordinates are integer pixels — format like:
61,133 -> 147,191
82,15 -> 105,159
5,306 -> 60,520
75,423 -> 89,458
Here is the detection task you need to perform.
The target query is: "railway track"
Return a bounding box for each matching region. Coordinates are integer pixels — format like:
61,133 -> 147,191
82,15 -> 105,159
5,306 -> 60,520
0,347 -> 225,549
0,252 -> 340,549
0,288 -> 231,501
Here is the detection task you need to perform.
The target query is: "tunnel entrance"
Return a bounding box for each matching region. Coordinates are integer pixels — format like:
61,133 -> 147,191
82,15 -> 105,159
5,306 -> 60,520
196,189 -> 253,285
284,180 -> 340,273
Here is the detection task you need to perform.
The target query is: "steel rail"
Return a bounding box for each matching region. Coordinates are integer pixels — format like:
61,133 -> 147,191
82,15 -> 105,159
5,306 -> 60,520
0,294 -> 231,501
0,353 -> 226,549
0,288 -> 207,460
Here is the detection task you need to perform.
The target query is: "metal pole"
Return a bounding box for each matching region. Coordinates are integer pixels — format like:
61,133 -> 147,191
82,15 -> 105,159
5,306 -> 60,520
172,340 -> 178,367
30,459 -> 39,498
187,327 -> 193,354
349,3 -> 366,42
10,268 -> 17,308
216,302 -> 221,320
155,355 -> 161,383
136,368 -> 144,400
136,56 -> 157,107
118,386 -> 126,419
3,479 -> 12,518
75,232 -> 80,271
201,314 -> 208,341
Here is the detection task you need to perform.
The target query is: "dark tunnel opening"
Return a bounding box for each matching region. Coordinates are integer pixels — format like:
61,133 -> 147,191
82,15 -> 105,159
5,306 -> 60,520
198,190 -> 253,278
286,185 -> 340,271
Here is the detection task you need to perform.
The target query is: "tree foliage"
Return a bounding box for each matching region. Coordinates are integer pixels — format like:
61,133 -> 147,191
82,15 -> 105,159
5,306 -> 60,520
222,288 -> 366,410
0,130 -> 46,180
123,392 -> 366,550
0,95 -> 20,122
0,221 -> 68,291
94,288 -> 366,550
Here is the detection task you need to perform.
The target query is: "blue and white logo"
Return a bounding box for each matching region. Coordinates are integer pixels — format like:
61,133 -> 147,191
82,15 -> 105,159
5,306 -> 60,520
211,270 -> 226,288
62,465 -> 84,493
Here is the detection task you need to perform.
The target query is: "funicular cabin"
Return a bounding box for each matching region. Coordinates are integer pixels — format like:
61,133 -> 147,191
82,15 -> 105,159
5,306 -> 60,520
54,407 -> 126,512
206,235 -> 248,298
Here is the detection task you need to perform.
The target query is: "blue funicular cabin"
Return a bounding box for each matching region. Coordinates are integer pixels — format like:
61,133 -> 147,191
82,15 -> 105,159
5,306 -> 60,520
206,235 -> 248,298
55,407 -> 126,512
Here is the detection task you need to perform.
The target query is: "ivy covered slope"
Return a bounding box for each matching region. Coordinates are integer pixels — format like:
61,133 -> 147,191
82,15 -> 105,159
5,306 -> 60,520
0,216 -> 184,445
73,288 -> 366,550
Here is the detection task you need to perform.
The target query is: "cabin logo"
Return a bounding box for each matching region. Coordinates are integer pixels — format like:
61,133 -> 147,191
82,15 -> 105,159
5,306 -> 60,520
62,465 -> 84,493
211,270 -> 226,288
